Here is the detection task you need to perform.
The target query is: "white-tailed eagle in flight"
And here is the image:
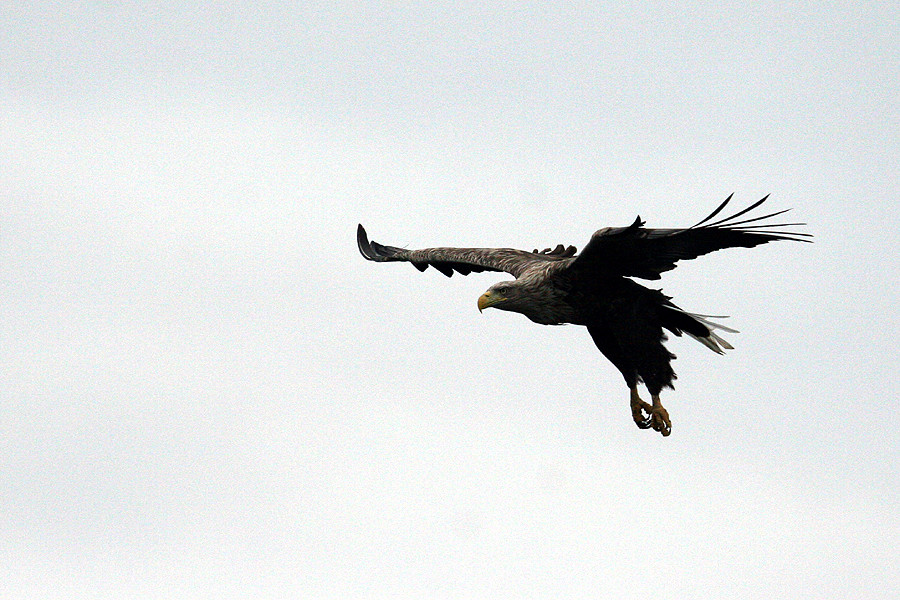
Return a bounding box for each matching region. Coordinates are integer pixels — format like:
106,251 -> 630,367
358,195 -> 809,436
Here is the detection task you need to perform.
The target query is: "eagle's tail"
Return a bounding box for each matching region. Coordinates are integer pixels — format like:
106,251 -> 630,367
659,303 -> 737,355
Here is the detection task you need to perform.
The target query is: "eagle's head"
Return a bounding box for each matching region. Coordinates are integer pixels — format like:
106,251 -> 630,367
477,281 -> 523,314
477,278 -> 573,326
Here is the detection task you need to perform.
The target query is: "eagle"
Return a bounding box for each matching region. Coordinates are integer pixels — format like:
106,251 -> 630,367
357,195 -> 809,436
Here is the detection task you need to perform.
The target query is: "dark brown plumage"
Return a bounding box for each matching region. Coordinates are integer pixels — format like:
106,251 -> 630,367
357,195 -> 810,436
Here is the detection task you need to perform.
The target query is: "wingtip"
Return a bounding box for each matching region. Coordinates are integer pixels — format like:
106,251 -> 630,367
691,193 -> 734,228
357,223 -> 373,259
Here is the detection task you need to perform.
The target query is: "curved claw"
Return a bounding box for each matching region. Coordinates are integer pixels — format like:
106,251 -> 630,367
651,413 -> 671,436
630,390 -> 654,429
636,418 -> 653,429
649,397 -> 671,437
630,389 -> 673,436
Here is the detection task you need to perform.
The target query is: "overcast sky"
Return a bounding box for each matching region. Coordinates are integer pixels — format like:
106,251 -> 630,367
2,2 -> 898,598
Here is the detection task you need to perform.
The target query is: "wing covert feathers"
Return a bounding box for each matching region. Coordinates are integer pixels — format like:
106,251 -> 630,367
356,224 -> 570,278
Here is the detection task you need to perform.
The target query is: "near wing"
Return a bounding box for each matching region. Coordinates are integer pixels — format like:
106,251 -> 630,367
357,224 -> 573,278
570,195 -> 812,280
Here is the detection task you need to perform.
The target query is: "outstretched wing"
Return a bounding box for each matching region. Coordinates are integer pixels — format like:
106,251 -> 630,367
357,224 -> 573,278
569,195 -> 812,280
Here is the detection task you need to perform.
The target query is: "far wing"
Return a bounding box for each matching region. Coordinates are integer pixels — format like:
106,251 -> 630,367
357,224 -> 571,278
569,195 -> 811,280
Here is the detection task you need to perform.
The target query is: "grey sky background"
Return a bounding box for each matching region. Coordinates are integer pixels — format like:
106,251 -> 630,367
2,2 -> 898,598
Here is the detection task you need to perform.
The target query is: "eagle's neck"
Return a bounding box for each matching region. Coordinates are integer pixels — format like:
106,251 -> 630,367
509,278 -> 577,325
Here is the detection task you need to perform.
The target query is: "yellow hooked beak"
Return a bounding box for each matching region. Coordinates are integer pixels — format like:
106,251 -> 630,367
477,291 -> 505,313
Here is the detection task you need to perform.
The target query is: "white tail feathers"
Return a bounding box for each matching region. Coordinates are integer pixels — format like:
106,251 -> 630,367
679,310 -> 738,355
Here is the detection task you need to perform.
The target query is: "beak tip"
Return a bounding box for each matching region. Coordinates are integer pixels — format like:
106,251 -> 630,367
477,293 -> 489,313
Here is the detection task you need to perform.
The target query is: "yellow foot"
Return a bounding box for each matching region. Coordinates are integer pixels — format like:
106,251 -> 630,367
629,388 -> 653,430
629,389 -> 672,436
649,394 -> 671,437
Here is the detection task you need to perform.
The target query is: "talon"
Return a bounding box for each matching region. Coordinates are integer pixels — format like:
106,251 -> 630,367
629,389 -> 672,435
649,395 -> 672,437
635,408 -> 653,428
629,388 -> 653,429
652,415 -> 671,436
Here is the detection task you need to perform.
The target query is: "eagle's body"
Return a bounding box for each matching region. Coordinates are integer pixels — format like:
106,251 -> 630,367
358,195 -> 809,436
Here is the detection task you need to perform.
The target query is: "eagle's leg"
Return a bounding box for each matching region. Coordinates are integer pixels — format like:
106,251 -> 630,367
648,394 -> 671,437
629,387 -> 653,429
